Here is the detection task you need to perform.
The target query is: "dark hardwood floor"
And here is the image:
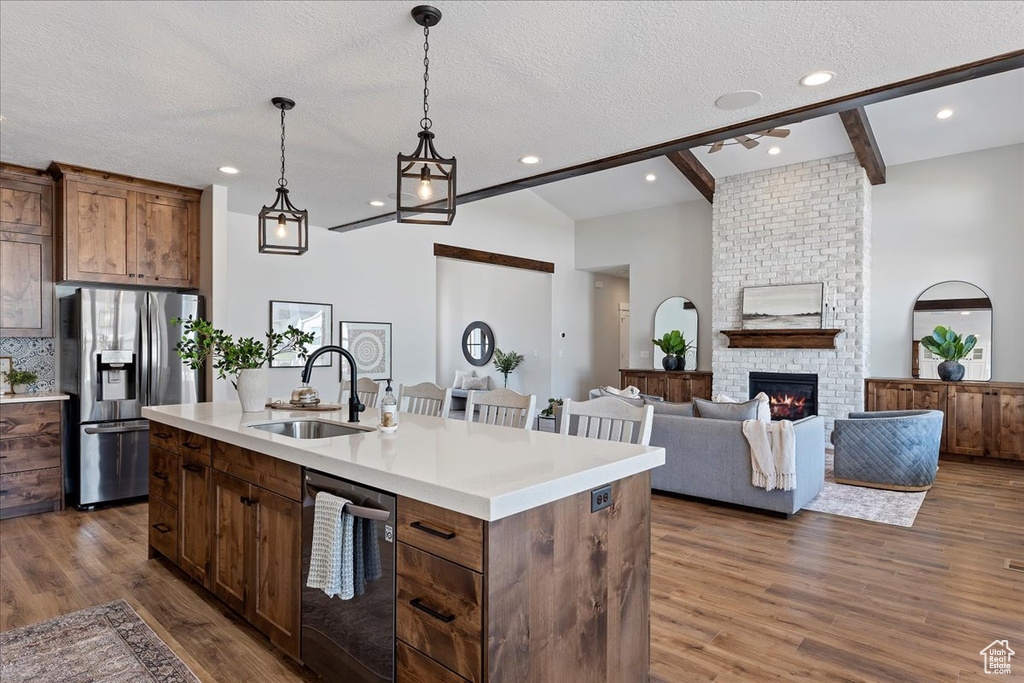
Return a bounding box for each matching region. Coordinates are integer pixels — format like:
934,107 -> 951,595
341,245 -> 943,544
1,458 -> 1021,682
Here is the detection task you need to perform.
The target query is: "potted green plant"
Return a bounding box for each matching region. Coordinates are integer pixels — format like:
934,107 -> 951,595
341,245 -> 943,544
920,326 -> 977,382
173,316 -> 314,411
540,397 -> 563,417
3,368 -> 39,394
652,330 -> 695,371
492,348 -> 525,388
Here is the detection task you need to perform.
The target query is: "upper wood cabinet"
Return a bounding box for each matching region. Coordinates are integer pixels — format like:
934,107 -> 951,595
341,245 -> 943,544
0,166 -> 54,337
48,163 -> 201,289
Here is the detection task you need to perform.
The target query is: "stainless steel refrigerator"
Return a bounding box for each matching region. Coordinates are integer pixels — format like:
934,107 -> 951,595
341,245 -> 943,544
59,288 -> 204,507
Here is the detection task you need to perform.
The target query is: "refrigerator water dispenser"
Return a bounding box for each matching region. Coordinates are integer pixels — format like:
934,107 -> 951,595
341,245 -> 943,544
98,349 -> 135,401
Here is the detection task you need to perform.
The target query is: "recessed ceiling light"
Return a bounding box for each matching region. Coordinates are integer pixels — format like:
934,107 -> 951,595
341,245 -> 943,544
0,115 -> 6,123
800,71 -> 835,87
961,311 -> 971,315
767,146 -> 781,156
519,155 -> 541,165
368,200 -> 385,207
714,90 -> 762,110
936,108 -> 954,120
645,173 -> 657,182
218,166 -> 239,175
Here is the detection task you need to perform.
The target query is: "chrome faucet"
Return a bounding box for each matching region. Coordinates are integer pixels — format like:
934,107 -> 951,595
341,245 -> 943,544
300,345 -> 365,423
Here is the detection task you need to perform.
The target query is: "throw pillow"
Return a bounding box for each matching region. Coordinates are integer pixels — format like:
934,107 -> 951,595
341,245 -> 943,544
453,370 -> 476,389
645,399 -> 694,417
712,392 -> 770,422
463,376 -> 489,391
693,397 -> 760,421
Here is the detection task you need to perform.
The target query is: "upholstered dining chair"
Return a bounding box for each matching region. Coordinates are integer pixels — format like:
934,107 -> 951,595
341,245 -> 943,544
397,382 -> 452,419
465,388 -> 537,430
559,396 -> 654,446
339,377 -> 385,409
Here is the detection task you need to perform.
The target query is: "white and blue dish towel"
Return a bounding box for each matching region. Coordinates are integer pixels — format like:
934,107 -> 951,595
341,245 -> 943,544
307,491 -> 355,599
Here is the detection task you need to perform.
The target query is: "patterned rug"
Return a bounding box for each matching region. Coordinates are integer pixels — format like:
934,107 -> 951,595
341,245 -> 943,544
803,451 -> 927,527
0,600 -> 200,683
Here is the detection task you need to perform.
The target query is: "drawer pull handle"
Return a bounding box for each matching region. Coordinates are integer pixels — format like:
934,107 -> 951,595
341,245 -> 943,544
0,490 -> 8,495
240,496 -> 255,506
410,598 -> 455,624
152,523 -> 171,533
181,443 -> 202,451
410,521 -> 456,540
182,463 -> 203,473
153,472 -> 168,481
153,432 -> 173,439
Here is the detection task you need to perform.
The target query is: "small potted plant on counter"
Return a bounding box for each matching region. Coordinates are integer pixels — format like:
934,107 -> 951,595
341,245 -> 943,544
3,368 -> 39,394
920,325 -> 977,382
652,330 -> 695,371
173,316 -> 314,411
492,348 -> 525,388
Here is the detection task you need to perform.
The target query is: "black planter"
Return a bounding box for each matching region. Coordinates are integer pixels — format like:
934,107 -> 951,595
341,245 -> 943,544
676,355 -> 687,371
937,360 -> 966,382
662,355 -> 679,371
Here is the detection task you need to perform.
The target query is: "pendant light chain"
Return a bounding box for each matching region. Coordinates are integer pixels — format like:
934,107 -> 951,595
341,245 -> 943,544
421,23 -> 431,130
279,106 -> 288,188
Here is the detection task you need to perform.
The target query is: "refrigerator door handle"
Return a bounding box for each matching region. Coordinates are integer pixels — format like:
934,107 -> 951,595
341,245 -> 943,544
139,299 -> 151,407
84,421 -> 150,435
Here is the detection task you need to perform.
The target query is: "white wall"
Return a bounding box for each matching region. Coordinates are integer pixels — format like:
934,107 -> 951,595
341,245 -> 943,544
575,200 -> 712,371
218,190 -> 591,402
871,144 -> 1024,381
436,258 -> 552,397
587,274 -> 630,391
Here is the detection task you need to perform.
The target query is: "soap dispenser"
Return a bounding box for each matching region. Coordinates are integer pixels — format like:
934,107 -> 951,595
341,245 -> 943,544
379,380 -> 398,431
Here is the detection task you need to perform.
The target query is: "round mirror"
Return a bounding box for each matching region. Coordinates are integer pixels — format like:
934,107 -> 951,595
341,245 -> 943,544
462,321 -> 495,367
913,281 -> 992,381
653,297 -> 699,371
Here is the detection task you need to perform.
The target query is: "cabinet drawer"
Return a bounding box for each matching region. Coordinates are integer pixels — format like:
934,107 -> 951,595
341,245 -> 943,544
149,423 -> 179,453
397,543 -> 482,683
0,401 -> 61,438
149,496 -> 178,562
149,445 -> 179,507
397,496 -> 484,572
212,440 -> 301,501
0,466 -> 61,509
397,640 -> 469,683
0,432 -> 61,473
179,431 -> 211,464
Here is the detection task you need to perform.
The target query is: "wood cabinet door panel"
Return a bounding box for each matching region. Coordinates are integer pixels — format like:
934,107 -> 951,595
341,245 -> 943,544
397,640 -> 469,683
620,372 -> 646,394
0,232 -> 52,336
148,496 -> 178,562
0,467 -> 61,511
211,471 -> 250,614
247,486 -> 301,659
148,445 -> 179,508
645,375 -> 667,400
947,386 -> 986,456
0,433 -> 61,474
0,175 -> 52,236
865,381 -> 903,412
993,389 -> 1024,460
178,461 -> 212,588
136,192 -> 198,287
905,383 -> 948,452
664,376 -> 686,403
212,440 -> 301,502
64,180 -> 135,283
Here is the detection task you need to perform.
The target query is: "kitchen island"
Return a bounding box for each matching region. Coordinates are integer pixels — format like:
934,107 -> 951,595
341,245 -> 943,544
142,401 -> 665,683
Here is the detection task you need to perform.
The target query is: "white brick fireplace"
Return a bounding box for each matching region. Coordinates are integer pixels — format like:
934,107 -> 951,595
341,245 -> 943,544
711,154 -> 871,432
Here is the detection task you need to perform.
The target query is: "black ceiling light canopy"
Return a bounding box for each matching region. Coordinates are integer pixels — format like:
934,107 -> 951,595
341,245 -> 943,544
259,96 -> 309,255
396,5 -> 456,226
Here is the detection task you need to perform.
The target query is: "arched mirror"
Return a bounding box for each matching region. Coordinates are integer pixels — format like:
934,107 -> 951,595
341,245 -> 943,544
653,297 -> 699,371
913,281 -> 992,381
462,321 -> 495,367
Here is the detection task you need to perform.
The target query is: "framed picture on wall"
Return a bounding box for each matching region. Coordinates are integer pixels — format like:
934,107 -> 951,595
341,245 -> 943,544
269,301 -> 333,368
340,321 -> 392,381
741,283 -> 824,330
0,357 -> 12,394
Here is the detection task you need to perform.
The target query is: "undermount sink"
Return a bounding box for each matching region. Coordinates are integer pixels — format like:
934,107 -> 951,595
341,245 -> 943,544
248,419 -> 373,439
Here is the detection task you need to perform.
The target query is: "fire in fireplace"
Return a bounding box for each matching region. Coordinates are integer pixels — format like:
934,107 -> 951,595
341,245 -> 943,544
749,372 -> 818,421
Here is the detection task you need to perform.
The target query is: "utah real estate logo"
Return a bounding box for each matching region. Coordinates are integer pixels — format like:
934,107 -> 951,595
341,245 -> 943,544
979,640 -> 1014,675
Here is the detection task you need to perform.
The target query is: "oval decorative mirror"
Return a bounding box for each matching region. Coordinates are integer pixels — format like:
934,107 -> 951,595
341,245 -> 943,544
913,281 -> 992,381
462,321 -> 495,366
653,297 -> 699,371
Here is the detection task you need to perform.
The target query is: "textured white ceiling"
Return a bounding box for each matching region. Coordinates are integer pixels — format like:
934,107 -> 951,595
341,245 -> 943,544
1,1 -> 1021,228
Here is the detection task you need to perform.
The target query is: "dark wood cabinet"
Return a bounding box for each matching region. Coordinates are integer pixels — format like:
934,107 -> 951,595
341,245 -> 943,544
211,470 -> 249,614
865,378 -> 1024,463
247,485 -> 302,659
49,163 -> 201,288
620,370 -> 713,403
0,400 -> 63,519
1,166 -> 54,337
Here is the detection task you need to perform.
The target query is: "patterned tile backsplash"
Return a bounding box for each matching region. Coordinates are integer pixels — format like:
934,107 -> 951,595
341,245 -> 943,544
0,337 -> 56,392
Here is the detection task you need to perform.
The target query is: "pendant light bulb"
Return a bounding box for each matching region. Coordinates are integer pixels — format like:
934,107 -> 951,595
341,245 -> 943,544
276,214 -> 288,238
417,165 -> 434,201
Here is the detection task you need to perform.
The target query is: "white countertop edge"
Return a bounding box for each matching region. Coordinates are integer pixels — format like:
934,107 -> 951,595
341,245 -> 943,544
0,393 -> 70,404
142,407 -> 665,521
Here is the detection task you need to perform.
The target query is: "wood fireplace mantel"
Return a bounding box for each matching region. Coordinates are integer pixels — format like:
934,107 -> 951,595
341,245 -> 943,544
721,329 -> 841,349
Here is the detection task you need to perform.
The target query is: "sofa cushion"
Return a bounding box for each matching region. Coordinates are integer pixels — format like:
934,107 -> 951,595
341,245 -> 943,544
693,397 -> 759,421
646,399 -> 693,417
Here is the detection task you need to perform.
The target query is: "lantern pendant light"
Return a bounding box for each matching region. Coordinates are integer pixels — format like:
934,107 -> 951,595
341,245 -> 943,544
396,5 -> 456,225
259,97 -> 308,255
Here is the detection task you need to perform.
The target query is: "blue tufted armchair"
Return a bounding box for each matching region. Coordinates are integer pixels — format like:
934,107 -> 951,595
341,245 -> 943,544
832,410 -> 944,491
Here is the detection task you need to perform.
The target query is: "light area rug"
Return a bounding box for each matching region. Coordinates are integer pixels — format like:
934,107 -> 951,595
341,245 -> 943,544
0,599 -> 200,683
803,451 -> 927,527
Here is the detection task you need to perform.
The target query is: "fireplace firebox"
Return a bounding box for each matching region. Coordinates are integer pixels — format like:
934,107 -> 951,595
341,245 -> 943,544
749,372 -> 818,421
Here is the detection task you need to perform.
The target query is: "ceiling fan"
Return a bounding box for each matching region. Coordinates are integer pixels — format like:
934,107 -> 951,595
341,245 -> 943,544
706,128 -> 791,153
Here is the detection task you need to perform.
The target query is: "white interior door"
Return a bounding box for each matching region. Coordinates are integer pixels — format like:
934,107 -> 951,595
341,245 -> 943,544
619,303 -> 630,369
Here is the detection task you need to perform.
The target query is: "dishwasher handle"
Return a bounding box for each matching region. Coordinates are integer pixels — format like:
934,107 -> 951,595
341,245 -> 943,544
305,480 -> 392,522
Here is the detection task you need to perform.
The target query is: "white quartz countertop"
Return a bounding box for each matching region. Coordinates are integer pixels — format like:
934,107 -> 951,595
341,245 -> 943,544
143,401 -> 665,521
0,392 -> 70,404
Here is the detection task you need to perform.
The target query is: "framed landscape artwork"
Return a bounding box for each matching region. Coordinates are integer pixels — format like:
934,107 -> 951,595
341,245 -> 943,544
269,301 -> 333,367
340,321 -> 392,381
741,283 -> 824,330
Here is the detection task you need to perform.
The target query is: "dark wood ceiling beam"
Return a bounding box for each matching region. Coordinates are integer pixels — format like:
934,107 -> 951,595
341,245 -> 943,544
331,49 -> 1024,232
434,243 -> 554,273
839,107 -> 886,185
665,150 -> 715,203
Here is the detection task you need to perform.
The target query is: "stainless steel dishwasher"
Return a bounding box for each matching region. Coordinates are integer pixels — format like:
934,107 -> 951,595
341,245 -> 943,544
301,469 -> 396,683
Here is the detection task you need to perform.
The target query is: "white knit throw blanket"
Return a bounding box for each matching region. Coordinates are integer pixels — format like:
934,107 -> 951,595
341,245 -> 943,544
306,491 -> 355,599
742,419 -> 797,491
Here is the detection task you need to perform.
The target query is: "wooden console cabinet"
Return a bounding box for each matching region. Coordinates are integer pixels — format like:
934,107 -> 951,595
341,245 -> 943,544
620,369 -> 712,403
1,165 -> 55,337
0,400 -> 64,519
865,378 -> 1024,463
